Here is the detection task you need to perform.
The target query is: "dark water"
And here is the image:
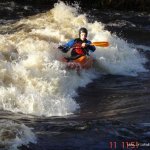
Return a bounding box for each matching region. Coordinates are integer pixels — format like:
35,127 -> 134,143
0,2 -> 150,150
87,10 -> 150,46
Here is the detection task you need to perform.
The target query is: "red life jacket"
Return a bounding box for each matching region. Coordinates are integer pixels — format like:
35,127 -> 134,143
72,42 -> 86,55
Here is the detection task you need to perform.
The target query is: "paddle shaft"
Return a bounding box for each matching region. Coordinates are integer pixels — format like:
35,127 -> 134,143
91,42 -> 109,47
73,42 -> 109,49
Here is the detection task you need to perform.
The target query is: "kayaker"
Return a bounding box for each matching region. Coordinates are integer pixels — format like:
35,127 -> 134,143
58,27 -> 96,62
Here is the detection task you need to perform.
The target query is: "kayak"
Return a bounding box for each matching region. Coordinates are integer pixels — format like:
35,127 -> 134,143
61,55 -> 95,71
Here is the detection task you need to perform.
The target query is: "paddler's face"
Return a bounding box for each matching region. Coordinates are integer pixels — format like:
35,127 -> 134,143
80,32 -> 87,41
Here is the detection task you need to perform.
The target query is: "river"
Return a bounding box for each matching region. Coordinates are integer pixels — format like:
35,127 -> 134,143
0,1 -> 150,150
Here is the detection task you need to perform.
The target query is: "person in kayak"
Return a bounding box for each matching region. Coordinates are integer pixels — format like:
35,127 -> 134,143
58,27 -> 96,62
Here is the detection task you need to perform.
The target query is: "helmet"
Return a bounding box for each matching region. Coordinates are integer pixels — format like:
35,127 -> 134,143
79,27 -> 88,37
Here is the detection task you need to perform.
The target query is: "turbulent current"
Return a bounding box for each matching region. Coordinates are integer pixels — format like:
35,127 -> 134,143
0,1 -> 150,150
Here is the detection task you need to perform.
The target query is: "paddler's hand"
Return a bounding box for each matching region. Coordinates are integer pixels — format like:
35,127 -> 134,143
81,43 -> 87,48
58,45 -> 68,53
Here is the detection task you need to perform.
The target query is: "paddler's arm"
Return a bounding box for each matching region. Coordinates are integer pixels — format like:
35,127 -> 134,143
86,41 -> 96,52
58,39 -> 75,53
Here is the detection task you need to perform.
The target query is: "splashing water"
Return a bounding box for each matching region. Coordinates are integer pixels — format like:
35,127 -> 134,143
0,119 -> 36,150
0,2 -> 147,117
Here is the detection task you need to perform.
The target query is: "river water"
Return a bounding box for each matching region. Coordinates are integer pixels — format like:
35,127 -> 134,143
0,1 -> 150,150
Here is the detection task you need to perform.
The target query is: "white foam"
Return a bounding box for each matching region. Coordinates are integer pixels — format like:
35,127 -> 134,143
0,119 -> 36,150
129,43 -> 150,51
93,34 -> 147,75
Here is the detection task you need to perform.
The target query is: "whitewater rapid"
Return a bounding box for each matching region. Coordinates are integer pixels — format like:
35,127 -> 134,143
0,2 -> 147,117
0,119 -> 36,150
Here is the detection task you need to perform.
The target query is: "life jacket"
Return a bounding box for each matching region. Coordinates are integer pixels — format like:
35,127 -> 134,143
71,39 -> 87,56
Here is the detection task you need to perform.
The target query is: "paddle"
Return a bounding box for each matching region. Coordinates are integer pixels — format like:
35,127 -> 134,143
58,41 -> 109,53
91,42 -> 109,47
